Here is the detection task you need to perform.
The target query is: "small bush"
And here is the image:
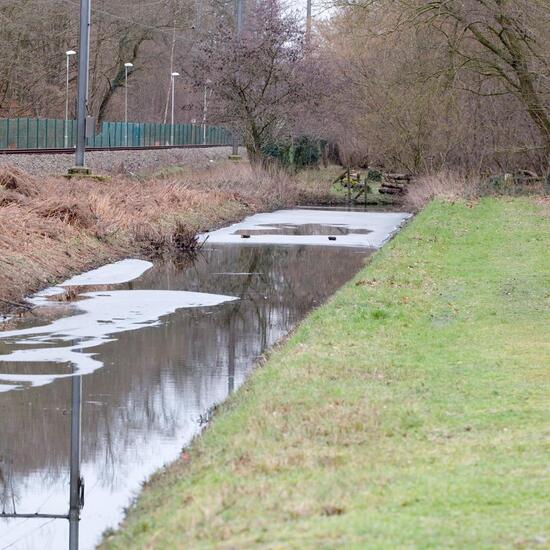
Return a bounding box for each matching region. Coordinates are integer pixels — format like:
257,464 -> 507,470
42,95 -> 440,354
262,136 -> 321,170
0,165 -> 38,196
293,136 -> 321,169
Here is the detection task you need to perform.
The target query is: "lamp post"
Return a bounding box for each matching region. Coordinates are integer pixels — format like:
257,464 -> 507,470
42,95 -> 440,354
202,79 -> 212,145
170,71 -> 179,145
65,50 -> 76,148
124,62 -> 133,146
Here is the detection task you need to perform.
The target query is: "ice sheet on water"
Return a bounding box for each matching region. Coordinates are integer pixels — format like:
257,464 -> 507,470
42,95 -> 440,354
0,290 -> 238,391
60,259 -> 153,286
28,259 -> 154,306
199,209 -> 411,248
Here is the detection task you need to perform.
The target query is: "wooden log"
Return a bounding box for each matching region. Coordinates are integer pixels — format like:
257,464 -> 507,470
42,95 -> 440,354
518,169 -> 538,178
385,173 -> 413,181
332,169 -> 349,185
379,186 -> 407,195
381,182 -> 406,190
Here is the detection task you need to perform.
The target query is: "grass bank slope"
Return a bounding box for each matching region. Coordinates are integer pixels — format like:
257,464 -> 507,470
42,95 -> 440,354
103,198 -> 550,550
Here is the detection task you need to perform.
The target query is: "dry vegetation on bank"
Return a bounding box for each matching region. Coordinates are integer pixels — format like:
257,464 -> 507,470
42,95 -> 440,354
404,171 -> 549,211
0,163 -> 334,311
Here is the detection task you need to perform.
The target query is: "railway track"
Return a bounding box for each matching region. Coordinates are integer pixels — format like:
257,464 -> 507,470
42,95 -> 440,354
0,144 -> 229,155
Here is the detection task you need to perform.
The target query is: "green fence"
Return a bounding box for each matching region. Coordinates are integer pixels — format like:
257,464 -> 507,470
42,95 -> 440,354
0,118 -> 233,150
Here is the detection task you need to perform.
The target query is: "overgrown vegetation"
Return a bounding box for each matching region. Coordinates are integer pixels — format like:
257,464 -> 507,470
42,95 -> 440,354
262,136 -> 323,170
320,0 -> 550,174
405,171 -> 549,210
102,197 -> 550,549
0,163 -> 336,311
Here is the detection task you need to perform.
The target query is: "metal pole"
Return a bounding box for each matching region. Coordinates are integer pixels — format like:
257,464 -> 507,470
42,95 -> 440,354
124,62 -> 133,146
68,373 -> 82,550
235,0 -> 243,45
125,66 -> 128,146
171,75 -> 175,145
228,315 -> 235,395
75,0 -> 91,168
306,0 -> 312,41
202,84 -> 207,145
231,0 -> 243,156
65,55 -> 70,148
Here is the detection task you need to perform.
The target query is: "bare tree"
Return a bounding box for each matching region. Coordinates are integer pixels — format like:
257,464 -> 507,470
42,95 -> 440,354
192,0 -> 318,163
408,0 -> 550,161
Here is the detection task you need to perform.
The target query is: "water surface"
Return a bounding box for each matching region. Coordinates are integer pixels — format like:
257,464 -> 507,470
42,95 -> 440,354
0,209 -> 409,549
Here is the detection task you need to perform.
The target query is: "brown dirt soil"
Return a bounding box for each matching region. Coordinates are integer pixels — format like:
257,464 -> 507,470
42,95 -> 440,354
0,162 -> 334,313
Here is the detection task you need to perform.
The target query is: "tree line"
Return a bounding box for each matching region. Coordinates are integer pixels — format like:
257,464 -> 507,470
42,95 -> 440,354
1,0 -> 549,173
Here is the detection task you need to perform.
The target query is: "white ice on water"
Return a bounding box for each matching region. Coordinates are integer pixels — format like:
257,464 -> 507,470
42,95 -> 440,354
199,209 -> 411,248
0,290 -> 237,392
60,259 -> 153,286
29,259 -> 154,306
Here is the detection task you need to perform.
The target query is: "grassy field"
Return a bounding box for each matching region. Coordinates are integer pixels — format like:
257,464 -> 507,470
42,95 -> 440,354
103,197 -> 550,549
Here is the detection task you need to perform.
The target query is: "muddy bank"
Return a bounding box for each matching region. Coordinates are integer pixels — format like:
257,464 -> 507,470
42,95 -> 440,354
0,162 -> 334,314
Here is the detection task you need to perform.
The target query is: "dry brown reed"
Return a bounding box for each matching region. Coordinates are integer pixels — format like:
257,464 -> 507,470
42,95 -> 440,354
0,162 -> 325,310
405,171 -> 481,211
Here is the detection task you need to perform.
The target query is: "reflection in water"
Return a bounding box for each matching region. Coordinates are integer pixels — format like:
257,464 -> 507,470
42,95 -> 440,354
0,291 -> 237,392
233,223 -> 372,236
68,372 -> 83,550
0,242 -> 371,549
0,369 -> 83,550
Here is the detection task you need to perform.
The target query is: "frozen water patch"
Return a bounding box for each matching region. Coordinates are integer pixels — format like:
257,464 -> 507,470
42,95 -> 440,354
28,259 -> 154,307
0,290 -> 237,391
200,209 -> 411,248
60,259 -> 153,286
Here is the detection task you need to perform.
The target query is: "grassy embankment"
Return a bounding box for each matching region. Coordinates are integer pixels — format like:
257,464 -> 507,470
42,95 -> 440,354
103,197 -> 549,549
0,162 -> 338,312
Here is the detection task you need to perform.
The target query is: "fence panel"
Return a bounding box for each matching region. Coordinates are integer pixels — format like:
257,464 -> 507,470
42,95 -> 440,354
0,116 -> 232,151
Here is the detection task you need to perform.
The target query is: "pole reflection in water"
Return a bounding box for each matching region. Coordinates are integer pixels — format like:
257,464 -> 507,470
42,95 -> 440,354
0,370 -> 83,550
0,239 -> 378,549
69,371 -> 83,550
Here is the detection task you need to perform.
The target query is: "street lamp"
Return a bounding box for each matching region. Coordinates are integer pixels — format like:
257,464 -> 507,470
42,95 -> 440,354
124,62 -> 133,146
65,50 -> 77,148
170,72 -> 180,145
202,79 -> 212,145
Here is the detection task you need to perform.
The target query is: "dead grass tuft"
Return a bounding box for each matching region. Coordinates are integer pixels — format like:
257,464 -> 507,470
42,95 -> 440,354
406,171 -> 479,210
0,189 -> 27,207
0,165 -> 39,196
34,198 -> 97,229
